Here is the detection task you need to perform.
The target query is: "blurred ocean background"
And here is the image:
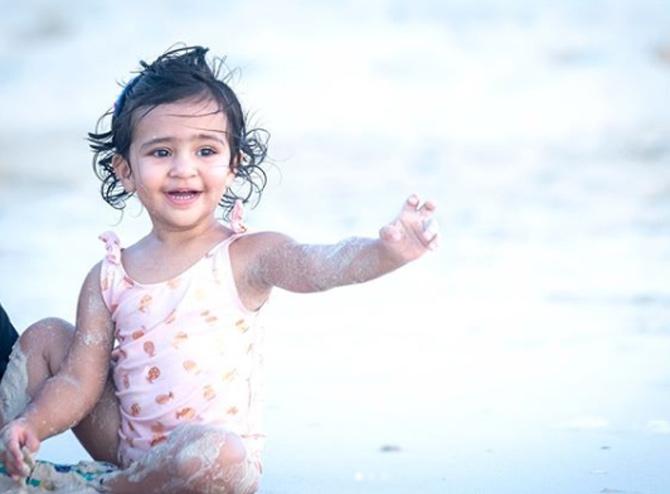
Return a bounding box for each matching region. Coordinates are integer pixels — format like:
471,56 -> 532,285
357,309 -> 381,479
1,0 -> 669,492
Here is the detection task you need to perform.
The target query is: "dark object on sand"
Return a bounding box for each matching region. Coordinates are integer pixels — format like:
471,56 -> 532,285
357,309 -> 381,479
379,444 -> 402,453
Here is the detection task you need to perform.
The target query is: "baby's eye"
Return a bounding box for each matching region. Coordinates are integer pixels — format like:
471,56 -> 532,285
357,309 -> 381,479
197,147 -> 217,157
151,148 -> 170,158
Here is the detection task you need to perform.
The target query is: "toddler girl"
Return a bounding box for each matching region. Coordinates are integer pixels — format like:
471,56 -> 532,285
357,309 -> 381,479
0,45 -> 438,493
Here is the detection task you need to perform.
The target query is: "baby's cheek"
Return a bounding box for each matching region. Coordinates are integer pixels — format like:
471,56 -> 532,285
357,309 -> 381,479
209,165 -> 234,182
209,161 -> 231,171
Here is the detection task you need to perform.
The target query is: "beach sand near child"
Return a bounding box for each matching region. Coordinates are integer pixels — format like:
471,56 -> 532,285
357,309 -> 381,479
1,1 -> 670,492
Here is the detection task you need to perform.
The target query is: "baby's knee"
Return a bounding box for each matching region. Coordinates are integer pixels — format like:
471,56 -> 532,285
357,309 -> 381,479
211,429 -> 247,466
20,318 -> 74,350
173,426 -> 253,492
176,426 -> 246,467
19,318 -> 73,372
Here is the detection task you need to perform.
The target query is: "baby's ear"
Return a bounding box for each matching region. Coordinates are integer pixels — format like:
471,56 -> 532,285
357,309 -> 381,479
112,154 -> 135,192
226,152 -> 242,180
231,151 -> 243,173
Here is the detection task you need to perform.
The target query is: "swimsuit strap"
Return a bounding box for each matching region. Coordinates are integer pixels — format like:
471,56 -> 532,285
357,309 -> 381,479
99,231 -> 122,265
229,199 -> 247,233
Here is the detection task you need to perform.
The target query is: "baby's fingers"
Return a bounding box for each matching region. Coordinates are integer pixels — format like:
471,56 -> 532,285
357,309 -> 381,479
379,221 -> 403,242
402,194 -> 421,213
8,448 -> 26,477
24,431 -> 39,455
422,217 -> 439,241
2,432 -> 25,472
4,435 -> 22,466
418,199 -> 436,217
401,195 -> 438,226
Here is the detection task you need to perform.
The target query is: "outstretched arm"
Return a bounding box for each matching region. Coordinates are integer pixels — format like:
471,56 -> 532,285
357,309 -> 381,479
0,263 -> 114,476
249,195 -> 438,294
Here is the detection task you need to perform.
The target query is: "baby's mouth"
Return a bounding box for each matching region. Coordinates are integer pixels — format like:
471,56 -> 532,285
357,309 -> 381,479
166,190 -> 201,203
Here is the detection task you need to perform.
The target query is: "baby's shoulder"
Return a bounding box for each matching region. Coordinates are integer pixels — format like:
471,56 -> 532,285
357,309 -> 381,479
236,230 -> 294,247
231,231 -> 294,261
229,231 -> 295,293
79,260 -> 105,301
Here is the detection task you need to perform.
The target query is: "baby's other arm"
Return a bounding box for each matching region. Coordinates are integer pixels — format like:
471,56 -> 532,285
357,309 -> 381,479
243,195 -> 438,296
1,263 -> 114,473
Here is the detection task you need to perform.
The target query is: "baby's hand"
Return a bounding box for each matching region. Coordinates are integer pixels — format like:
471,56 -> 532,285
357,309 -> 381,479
0,418 -> 40,480
379,195 -> 439,262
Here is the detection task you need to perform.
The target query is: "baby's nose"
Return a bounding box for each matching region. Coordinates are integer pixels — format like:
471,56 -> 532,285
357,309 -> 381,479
169,154 -> 197,177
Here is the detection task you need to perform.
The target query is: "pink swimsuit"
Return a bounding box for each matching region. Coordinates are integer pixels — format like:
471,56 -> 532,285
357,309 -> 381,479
99,231 -> 266,467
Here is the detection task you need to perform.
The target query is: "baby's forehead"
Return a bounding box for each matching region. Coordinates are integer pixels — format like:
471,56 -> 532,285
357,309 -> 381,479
143,98 -> 227,123
134,98 -> 229,137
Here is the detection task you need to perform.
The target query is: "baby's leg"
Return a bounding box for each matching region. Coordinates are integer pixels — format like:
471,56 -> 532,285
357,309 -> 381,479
99,424 -> 261,494
0,318 -> 120,464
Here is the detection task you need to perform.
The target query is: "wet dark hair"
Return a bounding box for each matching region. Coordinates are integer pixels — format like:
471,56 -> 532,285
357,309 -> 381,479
88,45 -> 269,219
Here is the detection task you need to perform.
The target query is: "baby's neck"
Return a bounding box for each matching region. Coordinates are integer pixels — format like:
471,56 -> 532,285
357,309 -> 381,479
120,222 -> 234,285
149,219 -> 227,248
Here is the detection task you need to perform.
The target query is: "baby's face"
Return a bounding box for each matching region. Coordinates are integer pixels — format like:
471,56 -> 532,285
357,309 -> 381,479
118,97 -> 236,232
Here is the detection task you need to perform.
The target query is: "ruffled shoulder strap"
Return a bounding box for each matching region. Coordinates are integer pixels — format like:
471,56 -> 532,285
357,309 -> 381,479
99,231 -> 122,265
98,231 -> 125,317
229,199 -> 247,234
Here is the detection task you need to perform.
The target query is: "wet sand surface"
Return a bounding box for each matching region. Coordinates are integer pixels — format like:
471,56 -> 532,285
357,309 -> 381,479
1,1 -> 670,492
